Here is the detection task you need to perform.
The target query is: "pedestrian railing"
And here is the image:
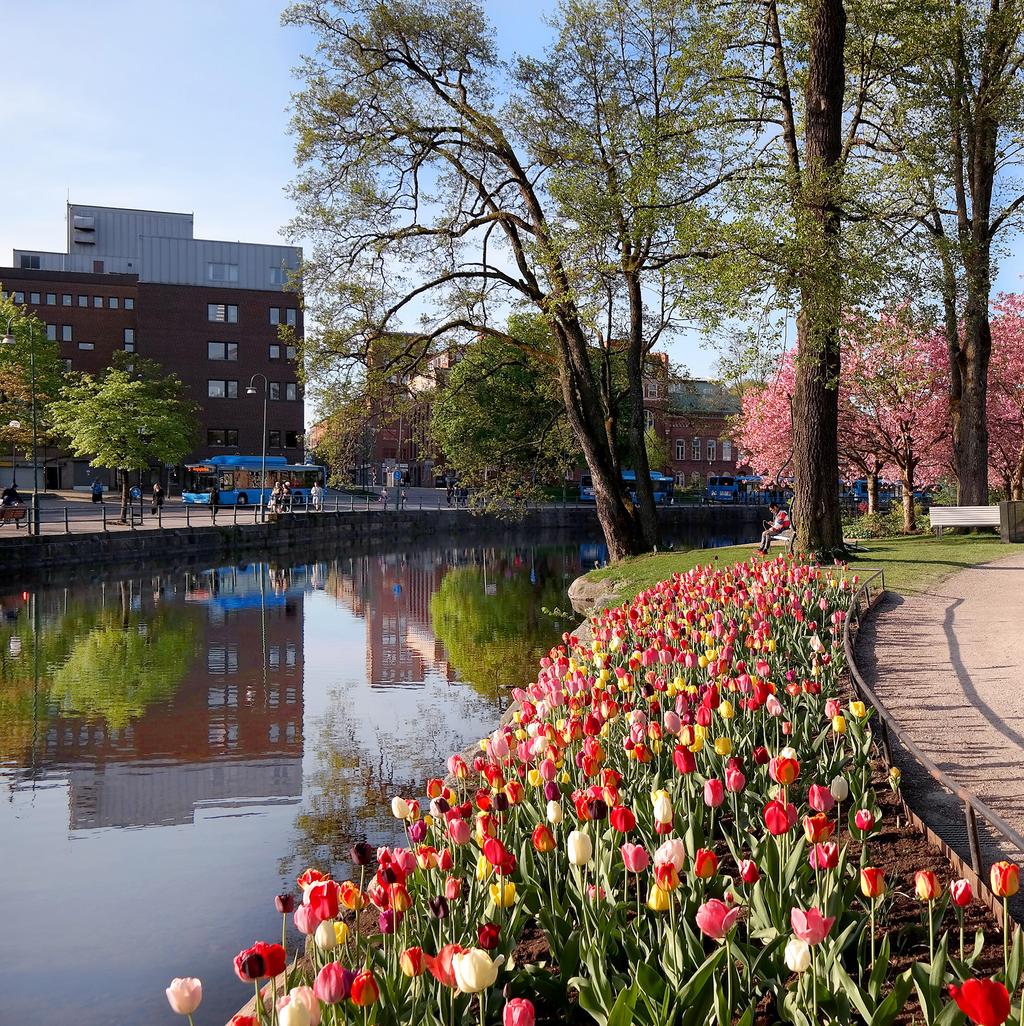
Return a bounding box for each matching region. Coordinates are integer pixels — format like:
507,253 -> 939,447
843,568 -> 1024,881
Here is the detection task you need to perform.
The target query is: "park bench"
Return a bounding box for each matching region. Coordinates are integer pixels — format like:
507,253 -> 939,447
0,504 -> 27,528
928,505 -> 1001,536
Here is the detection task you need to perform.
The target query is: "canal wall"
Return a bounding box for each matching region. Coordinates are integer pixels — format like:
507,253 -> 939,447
2,504 -> 767,583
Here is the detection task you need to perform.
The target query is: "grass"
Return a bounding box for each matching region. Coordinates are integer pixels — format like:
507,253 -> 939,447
585,533 -> 1020,604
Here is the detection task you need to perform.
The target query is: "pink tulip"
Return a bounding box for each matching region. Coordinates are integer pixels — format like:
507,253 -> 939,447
808,842 -> 839,870
165,978 -> 202,1016
704,778 -> 725,808
448,818 -> 471,845
695,899 -> 741,940
808,784 -> 835,813
663,711 -> 681,734
825,698 -> 841,718
503,998 -> 536,1026
725,766 -> 746,793
654,838 -> 687,872
280,986 -> 321,1025
790,906 -> 835,945
539,758 -> 557,782
294,903 -> 322,935
620,843 -> 650,873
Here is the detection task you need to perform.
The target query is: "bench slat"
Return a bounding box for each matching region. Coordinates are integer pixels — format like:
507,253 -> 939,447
929,506 -> 1001,526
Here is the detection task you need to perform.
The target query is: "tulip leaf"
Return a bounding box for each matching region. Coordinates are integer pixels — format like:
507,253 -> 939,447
605,982 -> 639,1026
868,934 -> 892,1002
932,999 -> 967,1025
1008,922 -> 1023,992
868,970 -> 913,1026
833,962 -> 874,1022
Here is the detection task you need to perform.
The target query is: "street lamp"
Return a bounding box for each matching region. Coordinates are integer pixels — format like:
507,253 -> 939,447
246,373 -> 268,522
2,318 -> 38,534
7,420 -> 20,487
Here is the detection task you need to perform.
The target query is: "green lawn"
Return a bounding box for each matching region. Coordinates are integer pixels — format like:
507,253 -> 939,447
584,533 -> 1020,604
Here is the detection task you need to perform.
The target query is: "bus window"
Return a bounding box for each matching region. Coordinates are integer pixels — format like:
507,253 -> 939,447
219,471 -> 235,490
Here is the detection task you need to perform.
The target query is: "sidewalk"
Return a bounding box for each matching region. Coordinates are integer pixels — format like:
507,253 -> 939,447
856,552 -> 1024,876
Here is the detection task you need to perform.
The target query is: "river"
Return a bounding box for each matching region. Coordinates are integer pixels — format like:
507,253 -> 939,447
0,528 -> 746,1026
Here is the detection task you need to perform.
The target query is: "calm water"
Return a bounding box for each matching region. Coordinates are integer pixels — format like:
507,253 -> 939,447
0,530 -> 741,1026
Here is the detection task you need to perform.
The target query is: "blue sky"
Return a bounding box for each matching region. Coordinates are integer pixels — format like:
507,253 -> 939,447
3,1 -> 1023,384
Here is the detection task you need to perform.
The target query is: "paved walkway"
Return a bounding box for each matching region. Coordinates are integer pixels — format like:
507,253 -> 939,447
857,552 -> 1024,873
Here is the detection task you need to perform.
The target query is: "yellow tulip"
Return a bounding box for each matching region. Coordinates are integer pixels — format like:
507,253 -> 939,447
489,880 -> 516,908
528,768 -> 542,788
832,715 -> 847,735
850,701 -> 867,719
476,855 -> 493,882
714,736 -> 733,757
719,700 -> 735,721
333,921 -> 350,945
647,885 -> 670,912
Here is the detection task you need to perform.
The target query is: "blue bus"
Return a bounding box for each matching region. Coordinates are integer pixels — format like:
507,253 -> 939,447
579,470 -> 674,505
706,474 -> 738,502
182,455 -> 326,507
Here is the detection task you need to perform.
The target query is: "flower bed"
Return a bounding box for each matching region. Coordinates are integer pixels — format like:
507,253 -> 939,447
170,555 -> 1022,1026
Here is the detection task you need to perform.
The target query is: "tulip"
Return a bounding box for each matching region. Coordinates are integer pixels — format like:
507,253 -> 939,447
738,859 -> 760,884
315,963 -> 355,1003
609,805 -> 636,833
654,838 -> 687,872
429,895 -> 450,919
532,823 -> 556,853
452,947 -> 503,993
275,894 -> 295,914
478,922 -> 501,950
829,775 -> 849,802
713,736 -> 732,756
621,843 -> 650,873
400,947 -> 425,978
647,884 -> 670,911
950,879 -> 973,908
448,817 -> 472,845
444,876 -> 463,901
915,870 -> 941,902
277,996 -> 311,1026
673,745 -> 696,774
489,880 -> 516,908
831,714 -> 847,734
391,796 -> 412,820
695,898 -> 741,940
652,792 -> 674,826
808,842 -> 838,871
693,848 -> 718,879
350,970 -> 380,1007
546,800 -> 563,825
784,937 -> 811,972
306,881 -> 339,921
704,778 -> 725,808
860,866 -> 886,898
850,700 -> 867,719
790,906 -> 834,945
314,920 -> 340,950
769,749 -> 800,786
294,904 -> 321,936
408,819 -> 428,843
567,830 -> 593,866
948,979 -> 1011,1026
990,861 -> 1020,898
655,862 -> 680,891
284,987 -> 320,1026
854,809 -> 876,832
165,978 -> 202,1017
807,784 -> 835,813
424,943 -> 468,989
763,798 -> 795,836
503,997 -> 536,1026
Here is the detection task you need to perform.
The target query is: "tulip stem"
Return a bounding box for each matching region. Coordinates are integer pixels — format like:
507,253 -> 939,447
281,912 -> 287,953
1004,897 -> 1010,980
927,901 -> 934,964
870,898 -> 876,970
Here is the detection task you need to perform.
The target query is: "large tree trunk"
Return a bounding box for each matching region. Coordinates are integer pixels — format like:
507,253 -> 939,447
866,470 -> 879,515
957,300 -> 992,504
900,464 -> 916,533
792,0 -> 846,556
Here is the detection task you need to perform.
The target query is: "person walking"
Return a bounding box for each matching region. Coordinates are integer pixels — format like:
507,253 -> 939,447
310,480 -> 324,512
380,486 -> 389,511
151,482 -> 165,516
400,487 -> 408,510
757,502 -> 791,554
270,481 -> 284,513
209,483 -> 220,523
91,479 -> 104,504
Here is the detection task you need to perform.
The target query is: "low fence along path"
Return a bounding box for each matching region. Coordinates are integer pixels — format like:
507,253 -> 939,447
856,551 -> 1024,871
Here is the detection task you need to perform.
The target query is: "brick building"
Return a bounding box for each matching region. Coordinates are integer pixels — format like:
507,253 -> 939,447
1,203 -> 303,490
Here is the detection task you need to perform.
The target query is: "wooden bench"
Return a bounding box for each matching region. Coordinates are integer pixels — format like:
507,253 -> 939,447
763,524 -> 797,554
929,505 -> 1001,536
0,504 -> 27,528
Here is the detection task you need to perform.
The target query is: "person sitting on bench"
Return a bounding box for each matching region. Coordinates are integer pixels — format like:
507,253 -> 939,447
757,502 -> 791,553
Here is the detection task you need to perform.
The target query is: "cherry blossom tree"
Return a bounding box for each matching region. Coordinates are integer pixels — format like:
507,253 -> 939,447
990,297 -> 1024,500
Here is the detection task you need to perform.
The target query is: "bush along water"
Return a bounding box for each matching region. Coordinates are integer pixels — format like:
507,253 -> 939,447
170,555 -> 1021,1026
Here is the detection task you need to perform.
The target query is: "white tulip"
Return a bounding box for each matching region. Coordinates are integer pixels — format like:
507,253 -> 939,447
391,796 -> 411,820
314,920 -> 339,950
830,775 -> 849,802
785,937 -> 811,972
567,829 -> 593,866
546,800 -> 563,825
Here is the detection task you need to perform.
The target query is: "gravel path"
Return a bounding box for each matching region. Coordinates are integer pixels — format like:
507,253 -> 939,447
856,551 -> 1024,878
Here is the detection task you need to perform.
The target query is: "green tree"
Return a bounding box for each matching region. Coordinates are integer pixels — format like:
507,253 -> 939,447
48,354 -> 199,521
285,0 -> 746,560
429,317 -> 580,506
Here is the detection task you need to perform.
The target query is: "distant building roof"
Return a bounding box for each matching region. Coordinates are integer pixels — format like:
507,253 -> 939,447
666,379 -> 741,416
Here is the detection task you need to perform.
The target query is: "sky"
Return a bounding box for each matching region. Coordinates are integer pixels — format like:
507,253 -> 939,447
3,1 -> 1024,388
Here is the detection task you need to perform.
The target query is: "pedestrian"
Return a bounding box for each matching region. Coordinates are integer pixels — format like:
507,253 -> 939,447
310,480 -> 324,512
282,480 -> 293,511
151,482 -> 165,515
400,487 -> 408,510
91,479 -> 104,504
270,481 -> 284,513
380,486 -> 389,510
209,483 -> 220,522
757,502 -> 791,554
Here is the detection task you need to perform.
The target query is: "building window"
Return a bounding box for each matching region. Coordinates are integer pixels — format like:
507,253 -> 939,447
269,381 -> 281,400
13,292 -> 24,304
270,266 -> 286,285
286,345 -> 297,360
109,297 -> 119,309
691,437 -> 700,461
285,431 -> 299,448
19,254 -> 41,270
63,359 -> 72,372
78,295 -> 88,307
722,440 -> 732,461
286,309 -> 297,327
208,429 -> 239,446
29,292 -> 41,305
46,324 -> 57,341
207,262 -> 239,283
268,430 -> 282,447
124,339 -> 135,353
123,328 -> 134,346
269,344 -> 281,360
124,297 -> 134,310
93,296 -> 103,308
208,379 -> 239,399
62,294 -> 72,306
643,409 -> 655,432
285,382 -> 298,401
707,439 -> 716,462
46,293 -> 56,306
78,342 -> 94,350
675,439 -> 685,461
208,341 -> 238,361
62,325 -> 73,342
644,380 -> 658,399
207,303 -> 238,323
269,307 -> 280,325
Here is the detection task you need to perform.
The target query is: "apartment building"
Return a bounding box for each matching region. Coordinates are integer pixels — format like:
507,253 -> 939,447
1,203 -> 303,489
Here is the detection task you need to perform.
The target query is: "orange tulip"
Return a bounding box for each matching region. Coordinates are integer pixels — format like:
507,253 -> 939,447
802,813 -> 835,844
860,867 -> 886,899
991,861 -> 1020,898
914,870 -> 941,902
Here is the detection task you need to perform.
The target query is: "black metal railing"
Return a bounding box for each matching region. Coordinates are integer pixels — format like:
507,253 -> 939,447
843,568 -> 1024,878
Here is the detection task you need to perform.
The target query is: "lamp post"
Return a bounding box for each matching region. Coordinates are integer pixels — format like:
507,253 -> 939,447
246,374 -> 269,522
2,318 -> 39,534
7,420 -> 20,486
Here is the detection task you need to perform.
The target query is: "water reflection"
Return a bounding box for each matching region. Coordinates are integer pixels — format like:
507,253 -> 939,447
0,532 -> 738,1026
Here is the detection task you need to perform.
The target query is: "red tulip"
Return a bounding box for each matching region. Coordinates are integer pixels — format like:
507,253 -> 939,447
950,879 -> 973,908
400,947 -> 424,978
306,881 -> 339,921
808,842 -> 838,870
948,979 -> 1011,1025
350,970 -> 380,1007
609,805 -> 636,833
424,944 -> 468,989
854,809 -> 876,832
768,752 -> 800,786
802,813 -> 834,844
860,867 -> 886,899
478,922 -> 501,950
503,998 -> 536,1026
738,859 -> 760,884
763,798 -> 796,836
990,861 -> 1020,898
673,745 -> 696,775
532,824 -> 556,853
693,848 -> 718,879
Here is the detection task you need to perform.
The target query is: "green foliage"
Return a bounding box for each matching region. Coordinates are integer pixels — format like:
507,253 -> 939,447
842,507 -> 923,540
48,353 -> 199,475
